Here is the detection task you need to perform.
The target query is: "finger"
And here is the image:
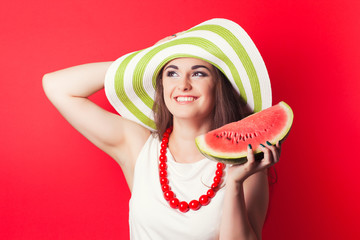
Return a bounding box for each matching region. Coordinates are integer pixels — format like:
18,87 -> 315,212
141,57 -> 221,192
259,143 -> 273,166
154,35 -> 176,45
276,141 -> 282,156
247,144 -> 255,164
265,141 -> 280,164
242,144 -> 258,175
175,31 -> 186,37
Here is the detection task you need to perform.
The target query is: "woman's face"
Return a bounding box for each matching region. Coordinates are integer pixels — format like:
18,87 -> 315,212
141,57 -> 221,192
161,57 -> 216,122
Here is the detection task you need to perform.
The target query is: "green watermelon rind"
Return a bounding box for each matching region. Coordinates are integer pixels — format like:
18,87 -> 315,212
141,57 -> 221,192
195,101 -> 294,164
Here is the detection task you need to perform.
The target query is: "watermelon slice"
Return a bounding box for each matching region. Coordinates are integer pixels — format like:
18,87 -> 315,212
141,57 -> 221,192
195,101 -> 294,164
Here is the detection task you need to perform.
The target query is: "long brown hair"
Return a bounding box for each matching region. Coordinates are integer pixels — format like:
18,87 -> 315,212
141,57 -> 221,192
152,65 -> 251,138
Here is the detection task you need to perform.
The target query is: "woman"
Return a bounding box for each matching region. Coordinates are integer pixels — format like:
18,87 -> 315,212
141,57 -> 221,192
43,19 -> 280,240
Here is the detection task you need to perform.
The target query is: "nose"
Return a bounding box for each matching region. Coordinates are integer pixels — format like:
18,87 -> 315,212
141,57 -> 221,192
177,75 -> 192,91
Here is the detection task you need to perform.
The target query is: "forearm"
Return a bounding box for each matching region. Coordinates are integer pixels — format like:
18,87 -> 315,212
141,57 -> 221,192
42,61 -> 124,152
43,62 -> 113,100
219,180 -> 258,240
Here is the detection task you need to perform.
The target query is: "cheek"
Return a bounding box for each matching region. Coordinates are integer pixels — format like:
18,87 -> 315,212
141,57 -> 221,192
201,84 -> 216,111
162,86 -> 173,108
162,83 -> 171,98
204,83 -> 216,100
162,79 -> 178,98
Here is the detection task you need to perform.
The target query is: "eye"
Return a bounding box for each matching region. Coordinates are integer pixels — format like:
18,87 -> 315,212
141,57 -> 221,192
193,71 -> 208,77
166,71 -> 179,77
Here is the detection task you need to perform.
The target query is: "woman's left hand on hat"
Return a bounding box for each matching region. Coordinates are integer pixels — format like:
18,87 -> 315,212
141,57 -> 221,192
154,31 -> 186,45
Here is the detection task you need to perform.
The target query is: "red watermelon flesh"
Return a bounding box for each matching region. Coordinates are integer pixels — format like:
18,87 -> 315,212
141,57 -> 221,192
195,101 -> 293,164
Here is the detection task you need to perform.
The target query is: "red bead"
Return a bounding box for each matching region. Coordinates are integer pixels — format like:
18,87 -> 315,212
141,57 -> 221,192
211,182 -> 219,189
159,170 -> 167,177
164,191 -> 175,201
159,162 -> 167,170
207,189 -> 215,198
189,200 -> 200,210
199,195 -> 210,206
217,162 -> 225,169
159,154 -> 167,162
179,201 -> 189,213
169,198 -> 179,209
162,184 -> 171,192
160,177 -> 168,185
213,176 -> 221,184
158,127 -> 223,213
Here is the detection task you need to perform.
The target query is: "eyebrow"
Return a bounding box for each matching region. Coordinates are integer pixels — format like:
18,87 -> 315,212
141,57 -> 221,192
164,64 -> 211,71
164,65 -> 178,70
191,65 -> 211,71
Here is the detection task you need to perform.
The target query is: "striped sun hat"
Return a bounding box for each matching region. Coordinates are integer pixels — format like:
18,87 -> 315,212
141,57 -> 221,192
104,18 -> 272,131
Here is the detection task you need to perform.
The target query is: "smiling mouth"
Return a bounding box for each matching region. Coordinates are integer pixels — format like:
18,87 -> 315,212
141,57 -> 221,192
175,96 -> 197,102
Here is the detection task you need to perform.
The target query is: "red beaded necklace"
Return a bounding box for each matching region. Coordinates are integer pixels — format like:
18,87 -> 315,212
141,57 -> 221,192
159,127 -> 225,213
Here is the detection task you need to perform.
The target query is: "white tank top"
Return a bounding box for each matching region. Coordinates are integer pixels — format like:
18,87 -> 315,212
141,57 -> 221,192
129,134 -> 226,240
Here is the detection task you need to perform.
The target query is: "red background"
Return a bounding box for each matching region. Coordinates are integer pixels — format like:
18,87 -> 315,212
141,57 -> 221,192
1,0 -> 359,239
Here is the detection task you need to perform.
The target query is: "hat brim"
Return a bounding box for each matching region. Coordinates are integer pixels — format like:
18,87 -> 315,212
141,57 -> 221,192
105,18 -> 272,131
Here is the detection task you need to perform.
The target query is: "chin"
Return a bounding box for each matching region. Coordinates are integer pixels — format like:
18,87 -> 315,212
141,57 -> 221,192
174,111 -> 212,121
167,103 -> 214,121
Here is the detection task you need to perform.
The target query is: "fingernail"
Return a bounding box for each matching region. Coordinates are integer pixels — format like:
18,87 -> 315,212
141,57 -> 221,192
260,144 -> 266,147
266,141 -> 272,146
248,144 -> 252,149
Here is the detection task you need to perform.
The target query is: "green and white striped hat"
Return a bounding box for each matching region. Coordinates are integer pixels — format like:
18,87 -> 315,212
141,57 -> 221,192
105,18 -> 272,131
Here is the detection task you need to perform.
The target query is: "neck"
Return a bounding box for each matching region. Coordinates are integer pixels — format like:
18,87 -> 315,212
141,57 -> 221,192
173,117 -> 211,137
167,118 -> 212,163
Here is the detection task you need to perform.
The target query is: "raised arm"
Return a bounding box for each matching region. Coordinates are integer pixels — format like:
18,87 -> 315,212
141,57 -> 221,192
219,143 -> 281,240
42,62 -> 150,188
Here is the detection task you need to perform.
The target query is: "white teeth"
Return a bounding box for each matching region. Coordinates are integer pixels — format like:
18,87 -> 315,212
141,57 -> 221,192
176,97 -> 195,102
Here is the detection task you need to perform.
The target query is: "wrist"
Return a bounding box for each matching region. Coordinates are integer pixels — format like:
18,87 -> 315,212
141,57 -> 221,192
225,178 -> 244,192
226,171 -> 248,186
